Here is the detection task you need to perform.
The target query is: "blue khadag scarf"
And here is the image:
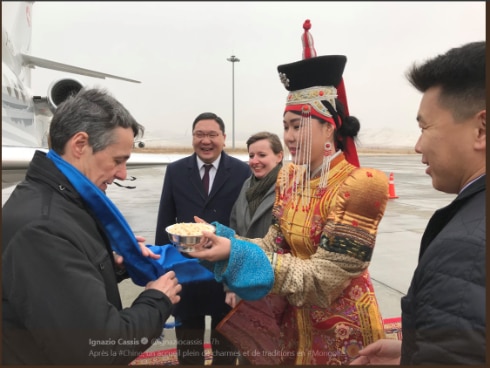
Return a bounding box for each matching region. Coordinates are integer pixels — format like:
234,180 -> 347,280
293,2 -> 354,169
46,150 -> 214,287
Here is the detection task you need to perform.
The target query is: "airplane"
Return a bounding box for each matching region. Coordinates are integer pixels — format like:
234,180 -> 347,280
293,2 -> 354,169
2,1 -> 178,189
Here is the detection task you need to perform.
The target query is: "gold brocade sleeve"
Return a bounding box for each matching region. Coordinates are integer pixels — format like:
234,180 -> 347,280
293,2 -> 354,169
271,168 -> 389,307
235,223 -> 283,253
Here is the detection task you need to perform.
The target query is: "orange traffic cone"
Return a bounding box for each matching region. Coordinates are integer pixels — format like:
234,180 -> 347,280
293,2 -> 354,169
388,172 -> 399,199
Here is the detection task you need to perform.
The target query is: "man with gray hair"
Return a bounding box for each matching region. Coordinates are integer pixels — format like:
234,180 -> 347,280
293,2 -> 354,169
2,88 -> 182,365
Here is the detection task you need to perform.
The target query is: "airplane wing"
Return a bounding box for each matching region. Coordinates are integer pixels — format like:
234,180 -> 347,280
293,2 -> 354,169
1,146 -> 181,189
1,147 -> 184,171
21,53 -> 141,83
2,2 -> 145,190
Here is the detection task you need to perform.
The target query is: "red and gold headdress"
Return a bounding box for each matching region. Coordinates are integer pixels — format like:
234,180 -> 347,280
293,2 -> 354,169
277,20 -> 359,208
277,20 -> 359,168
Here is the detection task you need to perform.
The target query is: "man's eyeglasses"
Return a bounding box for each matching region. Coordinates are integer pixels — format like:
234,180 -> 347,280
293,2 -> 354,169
192,131 -> 221,139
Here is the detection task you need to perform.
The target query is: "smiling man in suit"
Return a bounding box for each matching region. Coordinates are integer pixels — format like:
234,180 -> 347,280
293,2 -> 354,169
155,112 -> 250,365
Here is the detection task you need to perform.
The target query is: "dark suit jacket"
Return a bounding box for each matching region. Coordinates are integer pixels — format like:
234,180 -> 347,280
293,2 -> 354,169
155,151 -> 251,318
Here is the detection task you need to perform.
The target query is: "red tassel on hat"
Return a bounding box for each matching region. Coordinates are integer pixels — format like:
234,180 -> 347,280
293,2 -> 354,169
302,19 -> 317,59
336,78 -> 350,117
336,78 -> 360,167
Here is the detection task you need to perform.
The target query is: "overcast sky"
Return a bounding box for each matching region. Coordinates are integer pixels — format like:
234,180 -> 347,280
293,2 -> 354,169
25,2 -> 486,148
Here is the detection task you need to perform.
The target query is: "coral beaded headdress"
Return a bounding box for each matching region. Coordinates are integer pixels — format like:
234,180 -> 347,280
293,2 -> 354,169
277,20 -> 359,208
278,19 -> 359,167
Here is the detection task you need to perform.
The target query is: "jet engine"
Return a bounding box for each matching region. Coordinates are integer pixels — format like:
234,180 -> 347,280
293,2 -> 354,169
47,77 -> 84,113
134,140 -> 145,148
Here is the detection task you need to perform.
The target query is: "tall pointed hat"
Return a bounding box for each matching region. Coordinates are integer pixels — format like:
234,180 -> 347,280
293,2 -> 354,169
277,20 -> 359,167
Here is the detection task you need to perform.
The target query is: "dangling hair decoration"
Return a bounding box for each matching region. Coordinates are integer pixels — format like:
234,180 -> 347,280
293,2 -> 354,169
281,21 -> 314,211
319,143 -> 333,190
280,19 -> 345,210
299,105 -> 313,211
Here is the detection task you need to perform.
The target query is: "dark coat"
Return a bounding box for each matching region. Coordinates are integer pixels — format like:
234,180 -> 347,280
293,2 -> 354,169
154,152 -> 250,319
2,151 -> 173,365
401,175 -> 486,365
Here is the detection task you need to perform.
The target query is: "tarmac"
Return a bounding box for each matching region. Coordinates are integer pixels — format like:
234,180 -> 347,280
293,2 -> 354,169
1,152 -> 456,355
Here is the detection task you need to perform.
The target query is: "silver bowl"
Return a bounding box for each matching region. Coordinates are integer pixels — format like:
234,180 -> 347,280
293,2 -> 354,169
166,223 -> 215,253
